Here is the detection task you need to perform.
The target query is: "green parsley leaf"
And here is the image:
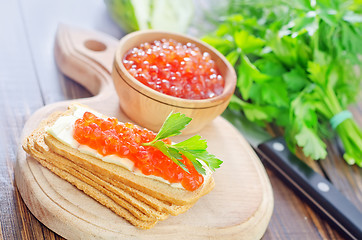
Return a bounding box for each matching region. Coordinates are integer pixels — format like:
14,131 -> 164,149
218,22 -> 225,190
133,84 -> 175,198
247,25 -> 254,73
174,135 -> 207,150
201,35 -> 233,55
187,150 -> 223,172
282,67 -> 308,92
229,95 -> 279,126
178,150 -> 206,175
295,124 -> 327,160
226,49 -> 240,66
254,58 -> 287,77
151,141 -> 189,173
153,112 -> 192,141
234,30 -> 265,54
236,55 -> 269,100
174,135 -> 223,172
143,113 -> 222,175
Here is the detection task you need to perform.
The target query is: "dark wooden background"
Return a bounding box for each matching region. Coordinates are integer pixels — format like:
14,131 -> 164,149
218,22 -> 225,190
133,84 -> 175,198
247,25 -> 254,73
0,0 -> 361,239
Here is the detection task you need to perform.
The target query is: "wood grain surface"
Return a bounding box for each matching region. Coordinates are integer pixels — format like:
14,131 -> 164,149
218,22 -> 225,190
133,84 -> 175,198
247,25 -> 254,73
1,0 -> 361,239
14,25 -> 273,239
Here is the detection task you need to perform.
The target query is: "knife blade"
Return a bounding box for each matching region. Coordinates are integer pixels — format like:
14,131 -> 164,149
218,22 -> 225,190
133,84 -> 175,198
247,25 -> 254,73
222,108 -> 362,240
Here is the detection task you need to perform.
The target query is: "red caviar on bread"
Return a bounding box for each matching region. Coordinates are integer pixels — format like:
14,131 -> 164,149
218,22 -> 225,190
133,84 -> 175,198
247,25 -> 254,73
74,112 -> 204,191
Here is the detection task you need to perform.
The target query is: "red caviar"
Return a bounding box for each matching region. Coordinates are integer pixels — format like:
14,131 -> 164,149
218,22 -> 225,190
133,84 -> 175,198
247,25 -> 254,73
73,112 -> 204,191
123,39 -> 224,100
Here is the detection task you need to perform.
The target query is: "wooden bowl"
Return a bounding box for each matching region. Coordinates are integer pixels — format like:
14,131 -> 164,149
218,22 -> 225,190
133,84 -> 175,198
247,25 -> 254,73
112,30 -> 236,134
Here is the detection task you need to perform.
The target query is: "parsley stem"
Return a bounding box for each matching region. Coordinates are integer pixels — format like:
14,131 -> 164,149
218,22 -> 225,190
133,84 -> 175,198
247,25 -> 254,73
142,142 -> 152,146
335,117 -> 362,166
326,87 -> 343,113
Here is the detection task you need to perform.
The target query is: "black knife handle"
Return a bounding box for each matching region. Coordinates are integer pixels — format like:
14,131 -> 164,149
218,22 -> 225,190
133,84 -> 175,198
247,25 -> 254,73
258,137 -> 362,240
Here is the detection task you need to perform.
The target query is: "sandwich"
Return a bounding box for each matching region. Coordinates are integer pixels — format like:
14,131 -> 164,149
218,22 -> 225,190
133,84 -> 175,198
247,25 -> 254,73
23,103 -> 221,229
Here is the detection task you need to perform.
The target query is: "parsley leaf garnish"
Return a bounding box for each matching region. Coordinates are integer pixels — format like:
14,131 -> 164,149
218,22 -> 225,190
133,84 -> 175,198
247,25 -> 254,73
143,112 -> 222,175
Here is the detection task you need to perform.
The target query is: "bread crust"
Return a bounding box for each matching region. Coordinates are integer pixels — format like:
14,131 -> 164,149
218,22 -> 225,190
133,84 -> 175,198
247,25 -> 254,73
25,124 -> 157,229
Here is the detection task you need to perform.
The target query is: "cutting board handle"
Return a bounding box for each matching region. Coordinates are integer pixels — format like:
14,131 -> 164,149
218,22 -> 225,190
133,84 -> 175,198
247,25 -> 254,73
54,24 -> 119,96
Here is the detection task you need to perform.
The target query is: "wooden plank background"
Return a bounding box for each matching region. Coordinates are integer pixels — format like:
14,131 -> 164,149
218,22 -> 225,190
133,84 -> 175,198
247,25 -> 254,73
0,0 -> 361,239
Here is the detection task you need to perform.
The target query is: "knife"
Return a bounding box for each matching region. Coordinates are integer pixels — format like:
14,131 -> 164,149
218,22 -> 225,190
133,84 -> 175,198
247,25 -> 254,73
222,109 -> 362,240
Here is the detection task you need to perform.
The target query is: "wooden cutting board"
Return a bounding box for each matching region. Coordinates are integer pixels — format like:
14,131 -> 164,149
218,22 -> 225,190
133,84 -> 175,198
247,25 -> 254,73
15,25 -> 273,240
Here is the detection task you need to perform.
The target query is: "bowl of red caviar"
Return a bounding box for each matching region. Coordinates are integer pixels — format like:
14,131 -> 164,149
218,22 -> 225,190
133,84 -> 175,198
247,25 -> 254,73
112,30 -> 236,134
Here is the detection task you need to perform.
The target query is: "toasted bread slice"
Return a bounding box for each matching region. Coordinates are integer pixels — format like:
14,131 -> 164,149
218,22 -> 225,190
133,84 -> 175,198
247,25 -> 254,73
33,129 -> 169,220
44,104 -> 215,205
26,112 -> 169,221
22,104 -> 216,229
25,137 -> 157,229
23,112 -> 196,215
23,113 -> 206,216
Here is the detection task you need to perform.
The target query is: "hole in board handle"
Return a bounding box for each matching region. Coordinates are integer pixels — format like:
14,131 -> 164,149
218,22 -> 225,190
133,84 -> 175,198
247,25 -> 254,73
84,40 -> 107,52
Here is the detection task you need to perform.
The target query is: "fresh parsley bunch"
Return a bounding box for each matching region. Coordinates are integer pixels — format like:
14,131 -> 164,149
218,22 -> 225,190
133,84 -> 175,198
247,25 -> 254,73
143,112 -> 222,175
203,0 -> 362,166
